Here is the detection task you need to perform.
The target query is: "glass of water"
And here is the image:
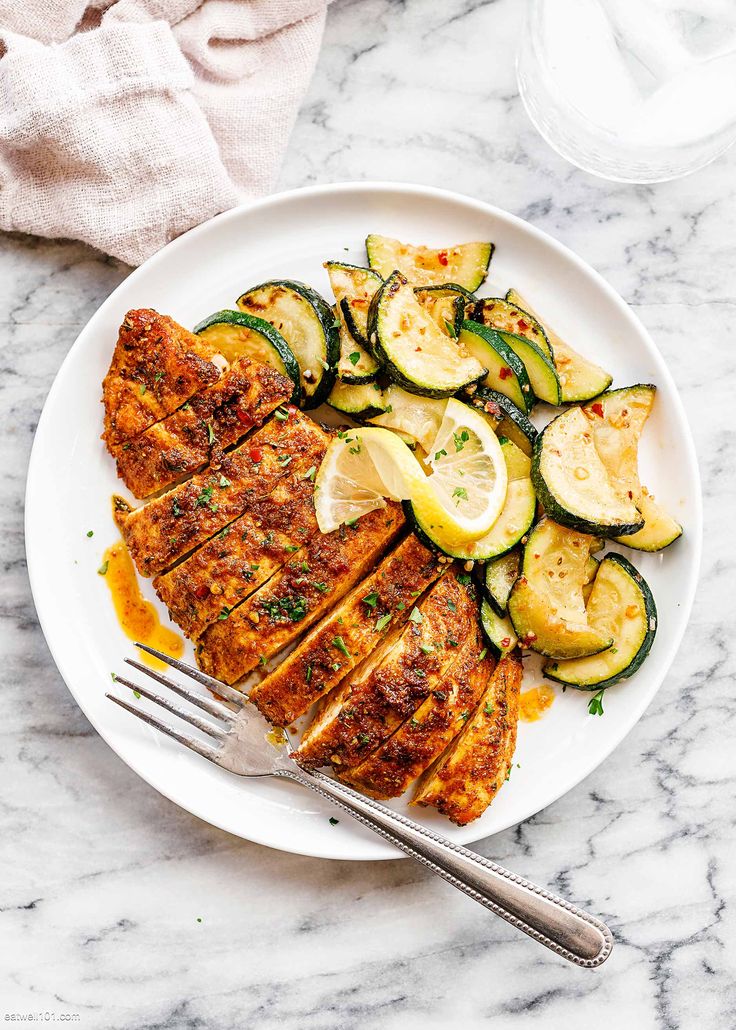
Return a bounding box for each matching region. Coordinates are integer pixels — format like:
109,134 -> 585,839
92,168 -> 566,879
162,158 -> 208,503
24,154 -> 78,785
517,0 -> 736,182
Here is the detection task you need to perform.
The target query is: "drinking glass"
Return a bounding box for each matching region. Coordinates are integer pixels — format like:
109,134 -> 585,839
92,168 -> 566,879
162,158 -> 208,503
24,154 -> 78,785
517,0 -> 736,182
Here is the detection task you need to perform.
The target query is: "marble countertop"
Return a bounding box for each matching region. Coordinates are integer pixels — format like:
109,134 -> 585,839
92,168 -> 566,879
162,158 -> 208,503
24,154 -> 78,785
3,0 -> 735,1026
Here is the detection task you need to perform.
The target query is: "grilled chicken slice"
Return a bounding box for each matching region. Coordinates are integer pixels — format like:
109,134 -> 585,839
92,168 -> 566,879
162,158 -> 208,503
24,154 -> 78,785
102,309 -> 221,448
295,568 -> 478,771
340,621 -> 491,799
154,469 -> 321,639
250,535 -> 443,726
111,357 -> 292,498
114,410 -> 328,577
413,653 -> 522,825
196,504 -> 404,684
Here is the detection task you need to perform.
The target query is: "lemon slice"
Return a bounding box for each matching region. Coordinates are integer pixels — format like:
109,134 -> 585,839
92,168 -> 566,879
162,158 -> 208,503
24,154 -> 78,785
315,400 -> 508,548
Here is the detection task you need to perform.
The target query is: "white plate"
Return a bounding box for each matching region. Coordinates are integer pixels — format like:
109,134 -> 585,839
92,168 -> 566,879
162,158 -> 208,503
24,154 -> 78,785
25,183 -> 702,861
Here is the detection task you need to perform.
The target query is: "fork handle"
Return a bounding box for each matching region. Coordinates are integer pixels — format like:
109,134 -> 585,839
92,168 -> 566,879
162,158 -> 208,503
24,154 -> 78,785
276,766 -> 612,968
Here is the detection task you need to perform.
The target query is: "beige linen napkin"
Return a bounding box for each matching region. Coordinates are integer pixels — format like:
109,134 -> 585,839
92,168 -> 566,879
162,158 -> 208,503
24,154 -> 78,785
0,0 -> 328,265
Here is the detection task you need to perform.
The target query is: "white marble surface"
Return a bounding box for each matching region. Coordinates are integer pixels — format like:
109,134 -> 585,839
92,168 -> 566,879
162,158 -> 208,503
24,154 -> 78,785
2,0 -> 736,1025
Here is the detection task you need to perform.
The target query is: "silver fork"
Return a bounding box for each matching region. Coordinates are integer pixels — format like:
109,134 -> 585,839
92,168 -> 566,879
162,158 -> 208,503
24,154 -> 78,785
107,643 -> 613,968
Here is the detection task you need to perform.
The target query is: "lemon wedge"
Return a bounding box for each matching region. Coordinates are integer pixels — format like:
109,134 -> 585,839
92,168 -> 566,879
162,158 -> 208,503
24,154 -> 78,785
314,399 -> 508,549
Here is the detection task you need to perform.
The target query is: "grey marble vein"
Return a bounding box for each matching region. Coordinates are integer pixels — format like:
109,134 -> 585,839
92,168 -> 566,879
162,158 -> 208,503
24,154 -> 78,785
2,0 -> 736,1026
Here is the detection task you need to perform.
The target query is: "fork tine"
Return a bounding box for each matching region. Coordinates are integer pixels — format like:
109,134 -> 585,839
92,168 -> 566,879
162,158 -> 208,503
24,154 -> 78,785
106,693 -> 221,763
124,658 -> 236,723
114,675 -> 226,741
134,643 -> 246,706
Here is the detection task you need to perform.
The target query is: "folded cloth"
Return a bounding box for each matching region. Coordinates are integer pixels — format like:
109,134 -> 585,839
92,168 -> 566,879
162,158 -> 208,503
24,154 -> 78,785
0,0 -> 328,265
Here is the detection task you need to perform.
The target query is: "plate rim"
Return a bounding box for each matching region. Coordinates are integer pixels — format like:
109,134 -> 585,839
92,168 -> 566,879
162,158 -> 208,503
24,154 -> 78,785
25,180 -> 703,861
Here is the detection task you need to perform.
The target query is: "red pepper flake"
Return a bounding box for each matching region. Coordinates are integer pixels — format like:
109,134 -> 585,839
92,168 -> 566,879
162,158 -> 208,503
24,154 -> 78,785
437,250 -> 449,266
524,632 -> 538,643
194,584 -> 210,600
286,404 -> 298,416
517,318 -> 529,331
236,408 -> 254,426
484,401 -> 503,418
501,637 -> 511,648
590,402 -> 604,418
499,367 -> 512,380
249,446 -> 263,463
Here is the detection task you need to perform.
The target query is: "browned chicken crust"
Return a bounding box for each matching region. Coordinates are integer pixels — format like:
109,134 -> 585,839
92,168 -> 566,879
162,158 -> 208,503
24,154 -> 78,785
413,653 -> 522,825
114,410 -> 329,577
102,309 -> 220,447
341,620 -> 491,799
110,356 -> 292,498
295,568 -> 478,771
154,470 -> 321,640
196,504 -> 404,685
250,534 -> 442,727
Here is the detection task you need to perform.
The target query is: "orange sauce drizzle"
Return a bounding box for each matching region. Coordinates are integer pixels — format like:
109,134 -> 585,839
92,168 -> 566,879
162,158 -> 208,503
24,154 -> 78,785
101,540 -> 183,670
519,684 -> 556,723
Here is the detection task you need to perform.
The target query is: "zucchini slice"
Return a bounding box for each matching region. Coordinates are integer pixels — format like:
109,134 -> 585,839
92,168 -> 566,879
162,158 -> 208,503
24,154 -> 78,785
508,517 -> 612,659
584,385 -> 682,551
613,488 -> 683,551
408,438 -> 536,560
532,406 -> 644,536
367,385 -> 448,452
325,262 -> 382,383
582,555 -> 600,605
326,380 -> 388,419
366,235 -> 493,291
193,310 -> 301,405
465,387 -> 538,456
484,549 -> 520,616
544,553 -> 657,689
495,329 -> 561,406
480,598 -> 518,659
473,297 -> 553,359
505,289 -> 613,403
367,273 -> 486,398
414,284 -> 475,339
236,280 -> 339,409
459,321 -> 534,413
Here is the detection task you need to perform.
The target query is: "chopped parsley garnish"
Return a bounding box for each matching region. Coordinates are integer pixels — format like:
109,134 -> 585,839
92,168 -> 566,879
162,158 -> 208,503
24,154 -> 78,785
447,638 -> 458,648
419,644 -> 433,655
375,613 -> 392,631
301,561 -> 310,573
284,544 -> 300,553
396,601 -> 405,611
444,319 -> 458,338
172,499 -> 184,517
329,817 -> 339,826
181,401 -> 190,411
218,475 -> 231,488
408,606 -> 423,625
86,530 -> 94,538
304,465 -> 317,481
154,371 -> 164,383
434,448 -> 447,461
362,592 -> 379,609
133,690 -> 142,699
446,599 -> 457,611
348,352 -> 361,366
458,710 -> 470,722
97,560 -> 109,576
332,636 -> 350,658
218,607 -> 231,621
457,573 -> 472,586
479,648 -> 488,661
261,595 -> 308,622
357,733 -> 371,745
305,665 -> 313,683
313,581 -> 328,592
274,409 -> 289,421
588,689 -> 605,717
349,445 -> 361,456
452,487 -> 468,502
384,404 -> 393,414
453,429 -> 469,452
277,454 -> 292,466
345,518 -> 358,528
484,700 -> 494,716
410,718 -> 420,728
207,422 -> 216,444
139,384 -> 147,396
331,662 -> 341,671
